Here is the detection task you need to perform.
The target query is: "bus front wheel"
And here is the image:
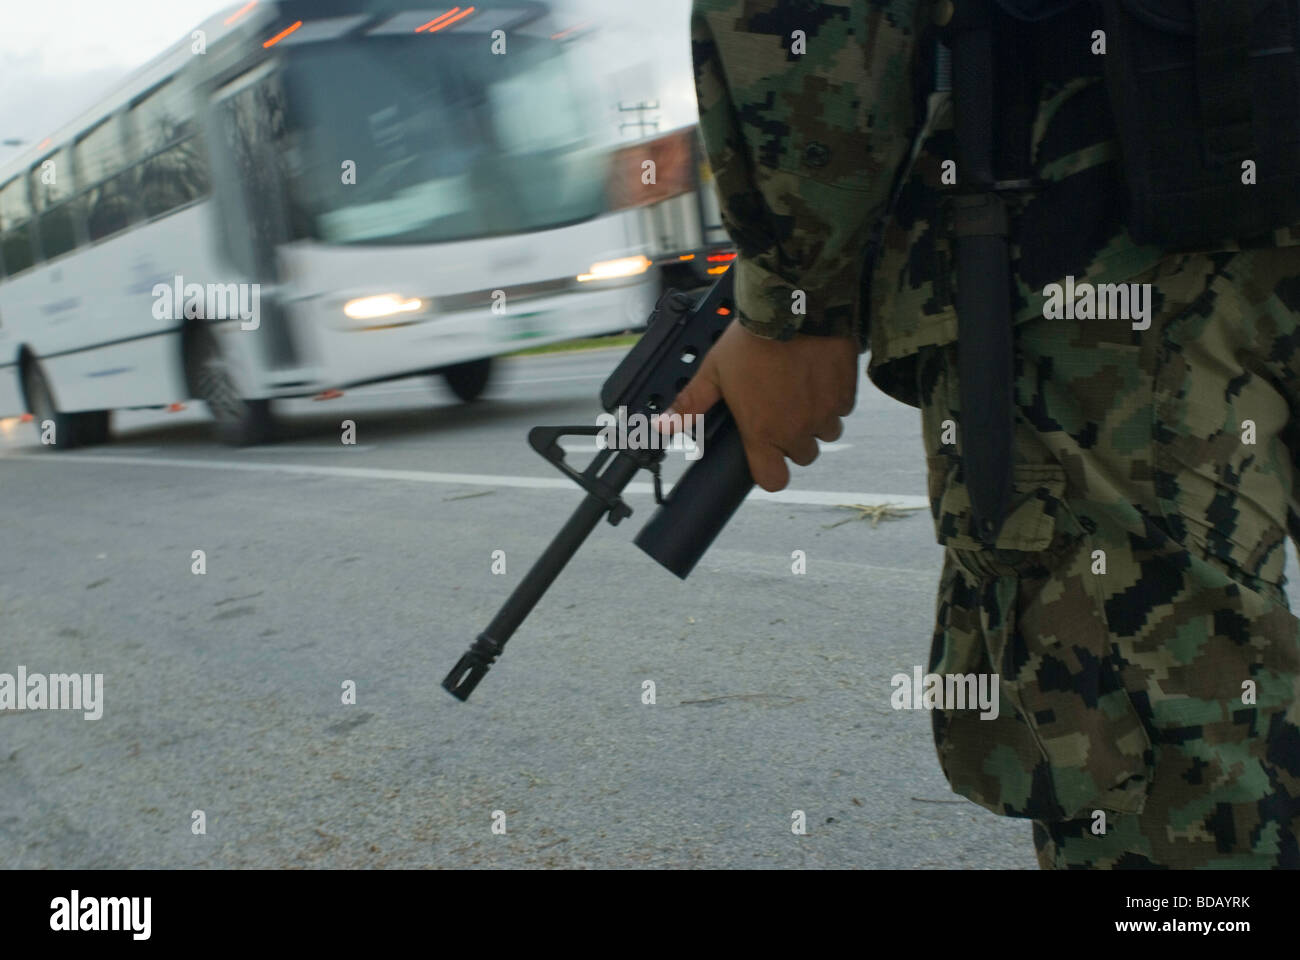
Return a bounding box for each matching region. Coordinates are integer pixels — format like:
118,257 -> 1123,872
22,361 -> 110,450
441,357 -> 493,403
186,328 -> 276,445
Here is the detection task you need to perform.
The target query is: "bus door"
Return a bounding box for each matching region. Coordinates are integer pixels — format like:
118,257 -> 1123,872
206,63 -> 313,391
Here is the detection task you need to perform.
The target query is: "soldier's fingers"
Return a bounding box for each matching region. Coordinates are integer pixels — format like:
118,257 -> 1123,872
784,433 -> 820,468
744,437 -> 790,492
663,365 -> 721,431
813,415 -> 844,443
834,387 -> 857,418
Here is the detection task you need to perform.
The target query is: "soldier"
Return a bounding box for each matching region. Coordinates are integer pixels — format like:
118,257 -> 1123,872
673,0 -> 1300,867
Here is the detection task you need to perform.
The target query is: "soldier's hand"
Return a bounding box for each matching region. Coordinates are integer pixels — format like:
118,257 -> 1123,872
666,319 -> 858,492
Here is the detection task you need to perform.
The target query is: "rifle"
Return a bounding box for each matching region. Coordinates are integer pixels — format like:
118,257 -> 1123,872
442,268 -> 753,701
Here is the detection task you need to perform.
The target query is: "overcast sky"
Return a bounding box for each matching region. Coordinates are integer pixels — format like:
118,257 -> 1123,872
0,0 -> 698,151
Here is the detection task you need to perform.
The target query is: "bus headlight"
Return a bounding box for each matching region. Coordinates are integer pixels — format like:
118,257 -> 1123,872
576,255 -> 652,283
343,294 -> 425,321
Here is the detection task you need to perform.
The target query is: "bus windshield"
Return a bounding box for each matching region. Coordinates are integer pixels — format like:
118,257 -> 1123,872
280,34 -> 609,246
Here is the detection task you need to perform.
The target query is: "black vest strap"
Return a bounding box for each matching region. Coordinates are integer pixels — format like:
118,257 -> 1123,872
1098,0 -> 1300,245
1194,0 -> 1254,161
1027,1 -> 1104,86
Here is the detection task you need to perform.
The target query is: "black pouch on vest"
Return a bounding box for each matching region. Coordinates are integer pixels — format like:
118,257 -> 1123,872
1098,0 -> 1300,247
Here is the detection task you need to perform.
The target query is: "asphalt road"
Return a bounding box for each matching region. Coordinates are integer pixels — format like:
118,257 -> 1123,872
1,346 -> 1092,868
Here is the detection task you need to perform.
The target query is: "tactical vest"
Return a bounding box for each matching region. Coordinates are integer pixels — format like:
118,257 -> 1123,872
973,0 -> 1300,248
1098,0 -> 1300,247
872,0 -> 1300,543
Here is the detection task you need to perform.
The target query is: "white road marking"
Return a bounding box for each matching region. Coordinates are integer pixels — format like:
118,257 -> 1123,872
310,372 -> 607,402
561,439 -> 850,454
322,368 -> 606,388
560,437 -> 700,454
497,373 -> 607,386
0,451 -> 929,509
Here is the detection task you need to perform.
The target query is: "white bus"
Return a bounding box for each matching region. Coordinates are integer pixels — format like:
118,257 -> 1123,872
0,0 -> 666,447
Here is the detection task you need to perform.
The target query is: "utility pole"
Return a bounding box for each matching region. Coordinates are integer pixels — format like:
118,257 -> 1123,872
618,101 -> 660,139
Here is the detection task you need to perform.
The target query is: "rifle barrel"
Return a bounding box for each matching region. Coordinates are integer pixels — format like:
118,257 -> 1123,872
441,451 -> 642,700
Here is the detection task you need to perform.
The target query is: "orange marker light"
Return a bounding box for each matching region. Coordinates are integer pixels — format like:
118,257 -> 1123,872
416,7 -> 460,32
262,20 -> 302,48
38,138 -> 51,150
19,413 -> 33,423
678,254 -> 695,261
224,1 -> 257,26
313,389 -> 344,401
426,6 -> 475,33
707,265 -> 729,275
551,21 -> 590,41
167,403 -> 186,413
716,307 -> 731,316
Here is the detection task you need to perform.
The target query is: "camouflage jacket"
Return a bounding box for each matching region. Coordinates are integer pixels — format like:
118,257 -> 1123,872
690,0 -> 1300,408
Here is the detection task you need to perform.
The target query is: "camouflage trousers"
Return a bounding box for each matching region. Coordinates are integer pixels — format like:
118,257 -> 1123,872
917,247 -> 1300,868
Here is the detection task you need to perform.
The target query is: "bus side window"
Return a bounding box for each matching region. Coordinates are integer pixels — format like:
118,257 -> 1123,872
136,136 -> 212,220
30,146 -> 84,262
0,176 -> 37,277
76,113 -> 135,243
130,79 -> 211,221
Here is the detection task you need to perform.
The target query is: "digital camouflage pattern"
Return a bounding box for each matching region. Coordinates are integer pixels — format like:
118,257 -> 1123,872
692,0 -> 1300,867
927,250 -> 1300,867
692,0 -> 920,344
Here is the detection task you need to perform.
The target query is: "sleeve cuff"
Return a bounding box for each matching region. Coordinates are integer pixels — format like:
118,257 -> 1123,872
732,255 -> 863,346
